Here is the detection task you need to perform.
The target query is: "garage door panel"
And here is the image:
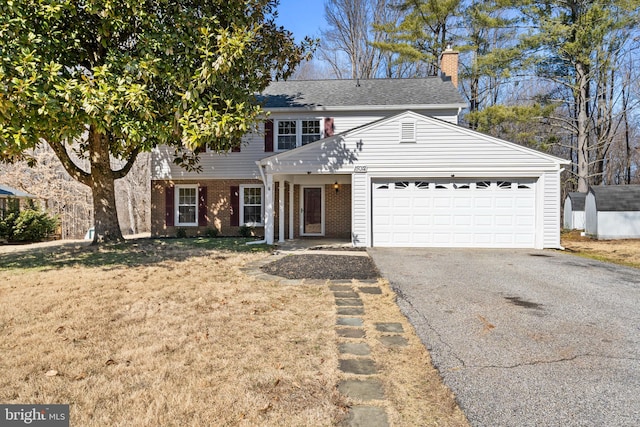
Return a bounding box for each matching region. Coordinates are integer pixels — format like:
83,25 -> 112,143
372,179 -> 536,248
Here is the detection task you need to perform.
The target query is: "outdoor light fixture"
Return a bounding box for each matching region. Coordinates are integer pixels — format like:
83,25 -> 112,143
333,182 -> 339,193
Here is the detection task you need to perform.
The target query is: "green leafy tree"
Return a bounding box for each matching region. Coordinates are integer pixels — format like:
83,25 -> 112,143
0,0 -> 309,243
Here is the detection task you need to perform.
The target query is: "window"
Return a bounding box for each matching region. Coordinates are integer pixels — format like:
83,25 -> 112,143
394,181 -> 409,189
276,119 -> 323,150
475,181 -> 491,190
176,185 -> 198,226
277,120 -> 297,150
415,181 -> 430,189
240,185 -> 264,226
497,181 -> 513,189
453,183 -> 470,189
302,120 -> 322,145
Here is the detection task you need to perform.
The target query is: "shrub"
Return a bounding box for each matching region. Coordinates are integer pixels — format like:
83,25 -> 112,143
176,228 -> 188,238
0,209 -> 59,242
238,225 -> 254,238
205,227 -> 220,238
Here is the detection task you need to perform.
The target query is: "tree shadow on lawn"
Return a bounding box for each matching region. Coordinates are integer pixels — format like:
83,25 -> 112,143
0,237 -> 270,271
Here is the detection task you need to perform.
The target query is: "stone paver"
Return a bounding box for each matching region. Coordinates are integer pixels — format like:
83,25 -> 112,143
339,342 -> 371,356
375,322 -> 404,333
337,328 -> 366,339
338,379 -> 385,400
337,317 -> 364,327
339,358 -> 377,375
336,298 -> 363,307
329,285 -> 353,291
334,291 -> 359,298
358,286 -> 382,294
342,406 -> 389,427
337,307 -> 364,315
378,335 -> 408,347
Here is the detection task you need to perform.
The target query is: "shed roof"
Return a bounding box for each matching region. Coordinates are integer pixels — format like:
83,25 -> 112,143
588,185 -> 640,212
258,78 -> 466,110
566,192 -> 586,211
0,185 -> 36,198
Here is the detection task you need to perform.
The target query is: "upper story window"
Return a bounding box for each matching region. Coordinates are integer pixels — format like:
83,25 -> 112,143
276,119 -> 323,150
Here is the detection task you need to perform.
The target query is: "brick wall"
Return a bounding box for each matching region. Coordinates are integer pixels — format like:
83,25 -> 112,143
152,180 -> 352,239
151,179 -> 263,237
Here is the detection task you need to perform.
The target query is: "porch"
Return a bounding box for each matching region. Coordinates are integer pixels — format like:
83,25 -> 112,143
267,174 -> 352,245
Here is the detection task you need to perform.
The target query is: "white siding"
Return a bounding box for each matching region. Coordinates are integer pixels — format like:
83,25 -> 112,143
542,171 -> 562,249
264,114 -> 563,175
585,193 -> 598,237
151,109 -> 460,180
351,173 -> 369,247
563,198 -> 573,229
595,212 -> 640,239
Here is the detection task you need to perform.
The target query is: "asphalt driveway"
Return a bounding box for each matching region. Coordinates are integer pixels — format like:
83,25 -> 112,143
368,248 -> 640,427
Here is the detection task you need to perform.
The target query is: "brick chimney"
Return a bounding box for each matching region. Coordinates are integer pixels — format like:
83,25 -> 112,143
440,46 -> 459,88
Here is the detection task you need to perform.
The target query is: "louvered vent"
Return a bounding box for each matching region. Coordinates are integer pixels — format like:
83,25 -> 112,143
400,121 -> 416,142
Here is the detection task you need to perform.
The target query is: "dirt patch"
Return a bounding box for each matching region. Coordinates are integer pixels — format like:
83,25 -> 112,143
562,230 -> 640,268
261,254 -> 381,280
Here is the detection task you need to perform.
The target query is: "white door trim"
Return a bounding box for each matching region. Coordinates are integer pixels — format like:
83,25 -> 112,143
300,185 -> 325,236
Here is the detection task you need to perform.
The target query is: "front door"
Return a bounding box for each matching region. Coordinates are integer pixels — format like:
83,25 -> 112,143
302,187 -> 323,235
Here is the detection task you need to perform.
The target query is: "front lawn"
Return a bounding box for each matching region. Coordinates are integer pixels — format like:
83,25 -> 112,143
0,238 -> 467,426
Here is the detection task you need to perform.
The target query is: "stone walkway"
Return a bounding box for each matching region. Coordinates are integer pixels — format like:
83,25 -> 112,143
332,283 -> 409,427
242,244 -> 411,426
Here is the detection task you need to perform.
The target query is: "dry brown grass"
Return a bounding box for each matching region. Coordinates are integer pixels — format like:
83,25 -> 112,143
0,239 -> 467,426
561,230 -> 640,268
353,282 -> 469,427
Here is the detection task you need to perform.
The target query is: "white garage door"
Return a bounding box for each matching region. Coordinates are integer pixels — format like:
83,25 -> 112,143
372,179 -> 536,248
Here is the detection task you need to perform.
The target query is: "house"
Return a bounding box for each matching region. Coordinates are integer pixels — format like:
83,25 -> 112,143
0,184 -> 37,219
151,54 -> 569,248
563,192 -> 586,230
585,185 -> 640,240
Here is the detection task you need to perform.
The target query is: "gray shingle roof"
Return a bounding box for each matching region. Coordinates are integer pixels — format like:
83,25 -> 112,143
258,78 -> 466,109
567,192 -> 586,211
588,185 -> 640,211
0,185 -> 36,198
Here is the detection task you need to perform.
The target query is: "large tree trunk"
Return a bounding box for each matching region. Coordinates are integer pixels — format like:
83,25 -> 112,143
88,127 -> 124,244
576,61 -> 590,192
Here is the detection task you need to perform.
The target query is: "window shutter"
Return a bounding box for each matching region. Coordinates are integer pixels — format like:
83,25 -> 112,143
264,120 -> 274,152
230,186 -> 240,226
165,186 -> 175,226
324,117 -> 335,137
198,186 -> 207,226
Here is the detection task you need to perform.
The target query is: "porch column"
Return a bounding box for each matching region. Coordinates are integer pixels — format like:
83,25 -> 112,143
265,173 -> 274,245
288,180 -> 294,239
278,179 -> 285,243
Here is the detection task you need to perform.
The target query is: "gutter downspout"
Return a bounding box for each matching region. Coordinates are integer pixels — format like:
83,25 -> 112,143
247,161 -> 268,245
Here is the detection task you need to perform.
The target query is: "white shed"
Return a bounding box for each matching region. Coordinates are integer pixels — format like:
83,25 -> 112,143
585,185 -> 640,239
563,192 -> 586,230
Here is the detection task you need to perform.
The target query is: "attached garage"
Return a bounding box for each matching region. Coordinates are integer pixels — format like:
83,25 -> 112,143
260,111 -> 568,249
372,179 -> 536,248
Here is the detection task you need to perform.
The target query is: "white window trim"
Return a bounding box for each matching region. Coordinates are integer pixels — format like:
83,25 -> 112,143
240,184 -> 265,226
175,184 -> 198,227
275,118 -> 325,151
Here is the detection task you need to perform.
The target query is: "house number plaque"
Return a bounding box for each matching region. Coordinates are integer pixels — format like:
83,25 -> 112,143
354,166 -> 368,173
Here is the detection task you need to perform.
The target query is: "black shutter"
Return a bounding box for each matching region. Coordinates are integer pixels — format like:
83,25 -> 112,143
230,186 -> 240,226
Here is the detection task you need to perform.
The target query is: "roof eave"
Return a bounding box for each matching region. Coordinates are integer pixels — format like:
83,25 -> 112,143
264,103 -> 467,113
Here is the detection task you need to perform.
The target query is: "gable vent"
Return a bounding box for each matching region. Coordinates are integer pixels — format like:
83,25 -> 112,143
400,121 -> 416,142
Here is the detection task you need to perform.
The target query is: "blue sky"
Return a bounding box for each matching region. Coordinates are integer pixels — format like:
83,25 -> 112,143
275,0 -> 326,43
